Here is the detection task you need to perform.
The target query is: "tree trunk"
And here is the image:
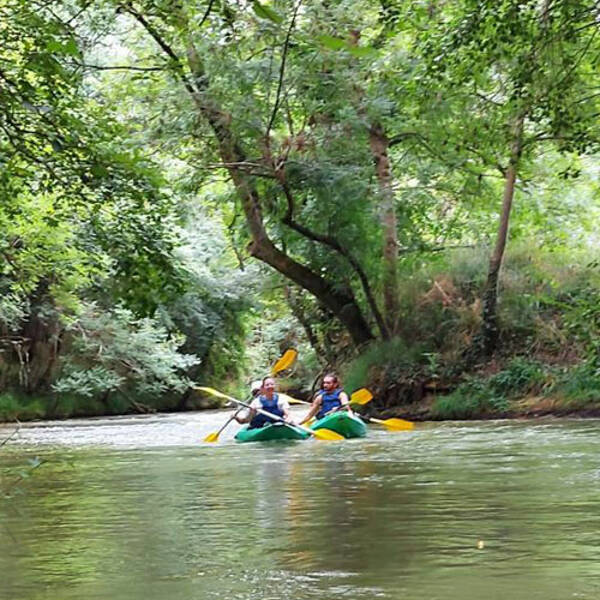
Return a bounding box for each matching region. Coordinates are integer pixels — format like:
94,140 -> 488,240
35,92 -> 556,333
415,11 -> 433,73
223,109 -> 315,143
126,8 -> 375,347
185,45 -> 375,346
481,115 -> 524,355
284,286 -> 327,362
369,123 -> 399,334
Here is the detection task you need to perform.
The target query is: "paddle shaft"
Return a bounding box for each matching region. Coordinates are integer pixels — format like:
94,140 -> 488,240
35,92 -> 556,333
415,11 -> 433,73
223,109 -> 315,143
291,394 -> 412,430
228,396 -> 320,438
216,404 -> 247,437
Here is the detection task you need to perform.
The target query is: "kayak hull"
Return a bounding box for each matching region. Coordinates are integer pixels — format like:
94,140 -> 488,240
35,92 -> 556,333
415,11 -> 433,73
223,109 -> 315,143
235,423 -> 310,443
310,412 -> 367,439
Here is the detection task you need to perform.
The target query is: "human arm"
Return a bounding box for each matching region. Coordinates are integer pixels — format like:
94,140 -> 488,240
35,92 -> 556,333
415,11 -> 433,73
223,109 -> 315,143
234,409 -> 255,424
339,391 -> 352,413
234,398 -> 259,423
278,396 -> 293,423
299,394 -> 322,425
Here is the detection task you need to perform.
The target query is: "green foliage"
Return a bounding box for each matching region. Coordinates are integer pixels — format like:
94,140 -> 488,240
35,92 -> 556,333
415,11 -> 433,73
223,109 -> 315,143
432,358 -> 550,419
0,392 -> 45,421
2,0 -> 600,421
554,362 -> 600,407
557,281 -> 600,364
343,338 -> 429,394
53,305 -> 199,405
432,384 -> 507,420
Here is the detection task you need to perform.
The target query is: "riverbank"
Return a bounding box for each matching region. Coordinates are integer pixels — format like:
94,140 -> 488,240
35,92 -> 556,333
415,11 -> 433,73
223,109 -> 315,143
379,393 -> 600,422
2,387 -> 600,424
0,388 -> 224,423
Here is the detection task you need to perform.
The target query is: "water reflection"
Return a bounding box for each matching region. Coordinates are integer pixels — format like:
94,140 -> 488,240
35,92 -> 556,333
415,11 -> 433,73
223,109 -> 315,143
1,417 -> 600,599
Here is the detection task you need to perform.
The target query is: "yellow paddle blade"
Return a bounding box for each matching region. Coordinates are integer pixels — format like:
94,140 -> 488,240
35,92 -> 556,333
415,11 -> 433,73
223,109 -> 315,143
195,386 -> 236,403
350,388 -> 373,405
311,428 -> 344,441
371,417 -> 414,431
383,418 -> 414,430
203,431 -> 220,443
271,348 -> 298,375
279,393 -> 309,405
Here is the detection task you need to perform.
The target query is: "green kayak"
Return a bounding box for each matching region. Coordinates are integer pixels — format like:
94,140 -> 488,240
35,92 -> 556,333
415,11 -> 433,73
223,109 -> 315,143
235,422 -> 310,443
310,412 -> 367,439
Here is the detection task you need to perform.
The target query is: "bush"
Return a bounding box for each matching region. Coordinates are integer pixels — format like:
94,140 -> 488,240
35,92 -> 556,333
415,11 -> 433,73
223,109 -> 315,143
554,362 -> 600,407
431,358 -> 552,419
0,392 -> 45,421
53,304 -> 199,407
432,379 -> 509,419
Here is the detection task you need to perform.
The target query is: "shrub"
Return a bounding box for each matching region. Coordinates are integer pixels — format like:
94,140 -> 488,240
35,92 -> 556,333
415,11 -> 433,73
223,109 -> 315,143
53,304 -> 199,407
0,392 -> 45,421
554,362 -> 600,407
432,379 -> 509,419
431,358 -> 552,419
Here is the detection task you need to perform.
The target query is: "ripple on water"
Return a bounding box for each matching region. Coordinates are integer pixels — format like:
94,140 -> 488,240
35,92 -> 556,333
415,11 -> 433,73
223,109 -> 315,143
2,416 -> 600,600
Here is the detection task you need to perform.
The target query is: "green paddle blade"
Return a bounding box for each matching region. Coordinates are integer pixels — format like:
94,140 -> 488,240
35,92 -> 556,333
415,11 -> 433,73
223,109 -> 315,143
350,388 -> 373,405
271,348 -> 298,375
203,431 -> 220,443
311,428 -> 344,441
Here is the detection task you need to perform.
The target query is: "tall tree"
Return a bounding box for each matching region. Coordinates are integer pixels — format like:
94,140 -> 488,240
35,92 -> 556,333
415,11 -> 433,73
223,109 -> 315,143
97,0 -> 378,346
422,0 -> 600,355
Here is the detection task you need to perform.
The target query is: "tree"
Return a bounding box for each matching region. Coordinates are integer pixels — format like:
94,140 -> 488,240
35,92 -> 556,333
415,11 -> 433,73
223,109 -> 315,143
422,0 -> 600,355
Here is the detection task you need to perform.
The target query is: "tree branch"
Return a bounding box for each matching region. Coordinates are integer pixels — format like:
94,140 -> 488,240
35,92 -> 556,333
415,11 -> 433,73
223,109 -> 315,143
280,181 -> 389,339
121,2 -> 197,96
265,0 -> 302,139
71,61 -> 166,72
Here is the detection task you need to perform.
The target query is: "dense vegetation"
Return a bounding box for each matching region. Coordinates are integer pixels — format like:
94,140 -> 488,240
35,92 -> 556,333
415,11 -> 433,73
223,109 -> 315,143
1,0 -> 599,421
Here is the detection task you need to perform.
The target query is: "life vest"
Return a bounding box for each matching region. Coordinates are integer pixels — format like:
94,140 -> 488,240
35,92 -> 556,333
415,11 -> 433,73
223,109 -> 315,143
317,388 -> 342,419
249,394 -> 284,429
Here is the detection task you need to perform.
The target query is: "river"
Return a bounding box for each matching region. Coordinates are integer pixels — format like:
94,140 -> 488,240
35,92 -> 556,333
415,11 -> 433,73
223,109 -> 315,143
1,410 -> 600,600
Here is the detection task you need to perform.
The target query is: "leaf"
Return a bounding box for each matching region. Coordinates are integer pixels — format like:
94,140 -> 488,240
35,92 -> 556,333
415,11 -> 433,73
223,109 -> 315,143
318,34 -> 348,51
252,1 -> 283,24
45,39 -> 63,53
64,38 -> 79,57
348,45 -> 376,58
317,35 -> 376,58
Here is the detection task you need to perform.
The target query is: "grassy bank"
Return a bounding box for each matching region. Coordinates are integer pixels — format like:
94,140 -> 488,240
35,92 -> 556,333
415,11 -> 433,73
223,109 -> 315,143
0,389 -> 222,422
2,244 -> 598,424
346,245 -> 600,420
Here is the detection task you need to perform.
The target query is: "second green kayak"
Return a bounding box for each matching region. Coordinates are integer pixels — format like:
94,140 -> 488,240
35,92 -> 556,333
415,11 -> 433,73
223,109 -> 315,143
310,412 -> 367,439
235,422 -> 310,443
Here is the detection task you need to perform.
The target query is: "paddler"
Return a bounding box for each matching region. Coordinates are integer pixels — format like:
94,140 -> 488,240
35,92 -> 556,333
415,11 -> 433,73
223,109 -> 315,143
299,373 -> 351,425
234,376 -> 293,429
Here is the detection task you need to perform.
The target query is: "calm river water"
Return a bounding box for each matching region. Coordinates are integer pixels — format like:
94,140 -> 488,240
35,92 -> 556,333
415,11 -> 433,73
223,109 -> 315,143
1,410 -> 600,600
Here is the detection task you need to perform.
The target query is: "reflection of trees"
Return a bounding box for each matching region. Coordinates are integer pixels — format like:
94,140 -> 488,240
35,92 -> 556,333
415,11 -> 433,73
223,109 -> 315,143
4,428 -> 600,599
1,423 -> 42,505
272,447 -> 427,581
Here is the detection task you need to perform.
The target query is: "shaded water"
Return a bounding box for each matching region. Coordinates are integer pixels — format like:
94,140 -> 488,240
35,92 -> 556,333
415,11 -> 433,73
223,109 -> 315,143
1,411 -> 600,599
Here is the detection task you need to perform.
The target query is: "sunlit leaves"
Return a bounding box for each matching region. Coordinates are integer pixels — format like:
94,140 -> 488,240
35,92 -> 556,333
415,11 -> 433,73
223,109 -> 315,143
252,1 -> 283,24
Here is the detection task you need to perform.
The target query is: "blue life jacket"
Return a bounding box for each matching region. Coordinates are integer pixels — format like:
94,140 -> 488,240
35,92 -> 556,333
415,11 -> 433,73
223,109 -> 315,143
249,394 -> 284,429
317,388 -> 342,419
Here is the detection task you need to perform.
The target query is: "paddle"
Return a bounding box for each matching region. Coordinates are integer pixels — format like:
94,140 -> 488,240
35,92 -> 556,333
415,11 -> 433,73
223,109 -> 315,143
203,349 -> 298,443
286,389 -> 414,431
270,348 -> 298,375
283,387 -> 374,407
285,388 -> 373,425
321,404 -> 414,431
196,387 -> 344,441
357,415 -> 414,431
203,400 -> 250,443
